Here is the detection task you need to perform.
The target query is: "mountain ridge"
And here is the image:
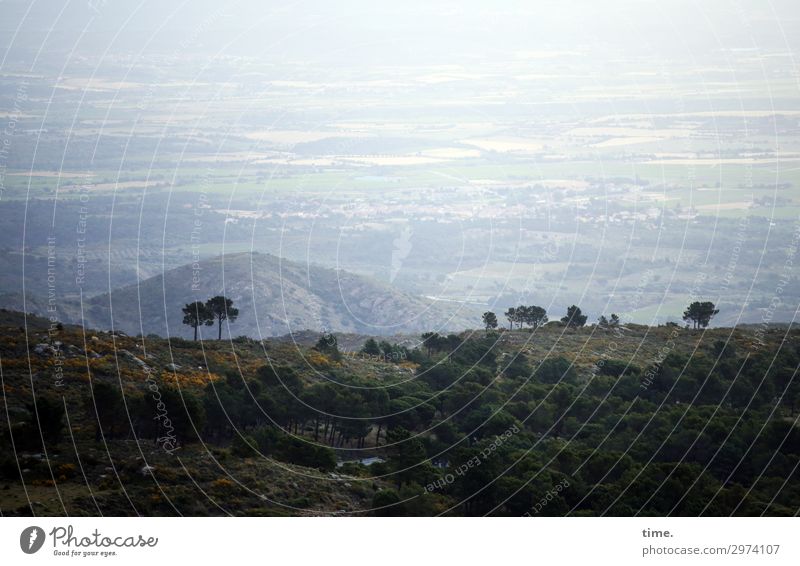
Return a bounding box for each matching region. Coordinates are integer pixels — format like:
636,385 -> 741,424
64,252 -> 479,339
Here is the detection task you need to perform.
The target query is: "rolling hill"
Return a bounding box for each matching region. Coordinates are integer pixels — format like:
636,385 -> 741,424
71,252 -> 479,339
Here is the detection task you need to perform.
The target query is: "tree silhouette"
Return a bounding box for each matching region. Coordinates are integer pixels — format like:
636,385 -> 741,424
315,332 -> 341,360
482,311 -> 498,330
523,305 -> 548,328
598,313 -> 620,328
518,307 -> 529,328
182,301 -> 214,341
386,427 -> 428,487
205,296 -> 239,340
361,338 -> 381,356
682,301 -> 719,329
505,307 -> 517,330
561,305 -> 587,328
421,332 -> 445,356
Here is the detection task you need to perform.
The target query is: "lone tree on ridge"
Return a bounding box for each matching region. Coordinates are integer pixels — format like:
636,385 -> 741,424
205,295 -> 239,340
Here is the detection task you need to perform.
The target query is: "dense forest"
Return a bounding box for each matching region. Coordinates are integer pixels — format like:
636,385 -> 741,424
0,309 -> 798,516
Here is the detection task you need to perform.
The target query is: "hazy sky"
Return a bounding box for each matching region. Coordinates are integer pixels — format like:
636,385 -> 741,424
2,0 -> 799,68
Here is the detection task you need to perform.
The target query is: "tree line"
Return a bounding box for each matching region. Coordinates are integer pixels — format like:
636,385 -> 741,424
181,297 -> 718,342
481,300 -> 719,331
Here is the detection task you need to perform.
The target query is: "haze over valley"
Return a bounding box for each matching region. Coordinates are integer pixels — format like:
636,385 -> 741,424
1,0 -> 799,334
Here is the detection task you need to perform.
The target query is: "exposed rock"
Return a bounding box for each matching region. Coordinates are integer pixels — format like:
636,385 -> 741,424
33,343 -> 51,355
119,349 -> 149,369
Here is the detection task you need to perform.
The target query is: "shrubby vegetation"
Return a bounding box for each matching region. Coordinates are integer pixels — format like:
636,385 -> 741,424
1,307 -> 798,516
